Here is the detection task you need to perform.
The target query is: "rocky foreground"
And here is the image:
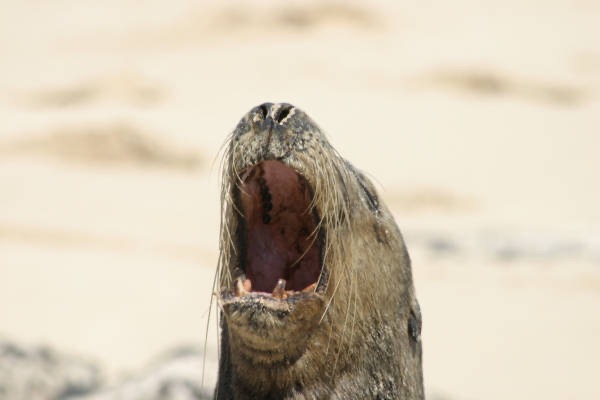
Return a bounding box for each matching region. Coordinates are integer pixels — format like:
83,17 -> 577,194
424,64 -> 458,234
0,339 -> 211,400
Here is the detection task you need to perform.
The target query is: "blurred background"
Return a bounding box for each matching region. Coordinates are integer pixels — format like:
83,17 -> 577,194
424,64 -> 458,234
1,0 -> 599,399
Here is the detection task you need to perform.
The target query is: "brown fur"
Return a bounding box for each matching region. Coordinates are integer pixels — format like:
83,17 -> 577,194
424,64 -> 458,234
215,103 -> 424,399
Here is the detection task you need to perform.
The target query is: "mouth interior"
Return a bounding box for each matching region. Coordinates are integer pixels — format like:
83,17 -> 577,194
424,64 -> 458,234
239,160 -> 321,295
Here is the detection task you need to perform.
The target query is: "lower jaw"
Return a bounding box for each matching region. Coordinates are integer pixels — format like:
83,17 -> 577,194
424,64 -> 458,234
221,292 -> 326,346
221,290 -> 325,321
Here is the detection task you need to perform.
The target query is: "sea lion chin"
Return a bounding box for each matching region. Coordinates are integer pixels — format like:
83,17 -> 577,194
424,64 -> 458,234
215,103 -> 424,400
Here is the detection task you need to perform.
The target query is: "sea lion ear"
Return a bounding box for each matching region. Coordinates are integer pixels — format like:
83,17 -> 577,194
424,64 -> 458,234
344,161 -> 381,215
408,300 -> 422,343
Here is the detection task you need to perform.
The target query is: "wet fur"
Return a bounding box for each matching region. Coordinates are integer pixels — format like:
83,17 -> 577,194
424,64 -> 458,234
215,103 -> 424,399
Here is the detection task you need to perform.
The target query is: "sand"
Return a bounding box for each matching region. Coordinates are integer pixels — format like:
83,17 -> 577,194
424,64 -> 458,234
1,0 -> 599,399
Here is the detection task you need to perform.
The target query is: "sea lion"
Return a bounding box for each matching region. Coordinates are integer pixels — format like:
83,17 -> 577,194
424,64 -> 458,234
215,103 -> 423,399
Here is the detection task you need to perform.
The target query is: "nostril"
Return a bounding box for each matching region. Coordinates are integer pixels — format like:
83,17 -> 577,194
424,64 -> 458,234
258,104 -> 269,119
274,104 -> 293,124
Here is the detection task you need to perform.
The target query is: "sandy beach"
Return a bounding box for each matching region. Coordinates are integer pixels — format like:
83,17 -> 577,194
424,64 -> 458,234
1,1 -> 599,399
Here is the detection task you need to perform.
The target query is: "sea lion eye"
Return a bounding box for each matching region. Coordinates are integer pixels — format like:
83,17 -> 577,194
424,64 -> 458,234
344,161 -> 380,215
353,171 -> 380,215
358,178 -> 379,215
408,306 -> 422,343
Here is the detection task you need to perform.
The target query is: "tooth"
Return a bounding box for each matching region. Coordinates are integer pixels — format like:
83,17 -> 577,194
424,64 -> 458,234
235,277 -> 250,297
272,279 -> 287,299
301,283 -> 317,293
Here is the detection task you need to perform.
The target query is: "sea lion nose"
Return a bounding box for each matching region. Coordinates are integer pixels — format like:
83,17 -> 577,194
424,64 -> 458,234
252,102 -> 295,126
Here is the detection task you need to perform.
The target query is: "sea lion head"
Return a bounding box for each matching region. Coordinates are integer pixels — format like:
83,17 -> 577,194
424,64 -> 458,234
216,103 -> 422,398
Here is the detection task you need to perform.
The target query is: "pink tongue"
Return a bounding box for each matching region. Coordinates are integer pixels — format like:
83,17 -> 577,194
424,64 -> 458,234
246,223 -> 289,292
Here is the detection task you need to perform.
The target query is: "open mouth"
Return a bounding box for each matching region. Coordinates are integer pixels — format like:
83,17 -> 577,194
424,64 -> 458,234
234,160 -> 323,300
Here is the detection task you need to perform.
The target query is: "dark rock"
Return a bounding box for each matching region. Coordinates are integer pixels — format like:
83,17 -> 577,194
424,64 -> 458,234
72,346 -> 212,400
0,338 -> 101,400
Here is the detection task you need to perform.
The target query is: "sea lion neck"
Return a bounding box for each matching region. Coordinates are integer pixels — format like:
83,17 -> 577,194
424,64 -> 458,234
215,103 -> 424,399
